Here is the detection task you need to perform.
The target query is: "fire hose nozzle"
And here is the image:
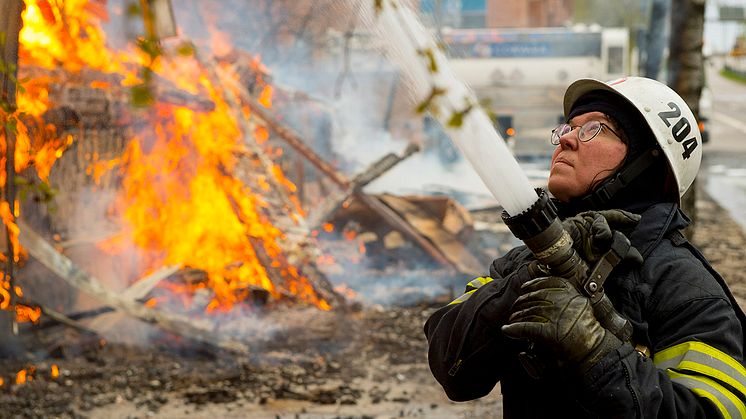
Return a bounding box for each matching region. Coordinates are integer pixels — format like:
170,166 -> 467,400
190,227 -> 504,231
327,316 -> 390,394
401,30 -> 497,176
501,189 -> 585,280
501,189 -> 633,343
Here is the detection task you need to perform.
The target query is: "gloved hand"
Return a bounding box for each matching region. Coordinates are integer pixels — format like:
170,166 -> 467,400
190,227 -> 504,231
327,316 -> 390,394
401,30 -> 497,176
501,276 -> 622,373
562,210 -> 641,264
489,246 -> 535,279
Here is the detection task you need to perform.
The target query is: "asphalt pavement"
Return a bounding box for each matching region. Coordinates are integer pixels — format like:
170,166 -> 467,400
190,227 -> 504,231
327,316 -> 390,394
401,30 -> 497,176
701,58 -> 746,230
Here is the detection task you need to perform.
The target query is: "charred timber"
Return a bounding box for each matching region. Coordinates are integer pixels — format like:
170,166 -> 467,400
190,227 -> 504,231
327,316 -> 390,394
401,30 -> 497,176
17,219 -> 251,355
213,66 -> 459,271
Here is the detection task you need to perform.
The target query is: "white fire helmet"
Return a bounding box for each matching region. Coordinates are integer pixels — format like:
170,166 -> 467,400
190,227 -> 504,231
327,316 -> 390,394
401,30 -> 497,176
563,76 -> 703,201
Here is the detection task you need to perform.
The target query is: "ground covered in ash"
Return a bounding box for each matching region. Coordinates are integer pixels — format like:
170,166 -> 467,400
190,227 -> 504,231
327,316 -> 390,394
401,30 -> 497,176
1,190 -> 745,419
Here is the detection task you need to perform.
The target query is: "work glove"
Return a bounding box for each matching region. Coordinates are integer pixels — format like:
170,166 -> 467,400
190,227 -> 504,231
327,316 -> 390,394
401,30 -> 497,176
501,276 -> 622,374
562,209 -> 642,264
489,246 -> 535,279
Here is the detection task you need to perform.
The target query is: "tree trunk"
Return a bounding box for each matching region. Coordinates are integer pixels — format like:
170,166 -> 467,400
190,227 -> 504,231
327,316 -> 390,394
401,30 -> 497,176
0,0 -> 25,355
667,0 -> 705,240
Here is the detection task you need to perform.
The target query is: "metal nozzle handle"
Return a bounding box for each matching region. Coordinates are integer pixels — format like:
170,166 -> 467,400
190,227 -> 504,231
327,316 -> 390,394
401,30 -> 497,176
592,294 -> 633,342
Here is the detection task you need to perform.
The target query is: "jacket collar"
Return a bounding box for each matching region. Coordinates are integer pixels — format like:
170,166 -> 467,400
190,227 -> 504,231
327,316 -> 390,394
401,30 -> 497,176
629,203 -> 690,258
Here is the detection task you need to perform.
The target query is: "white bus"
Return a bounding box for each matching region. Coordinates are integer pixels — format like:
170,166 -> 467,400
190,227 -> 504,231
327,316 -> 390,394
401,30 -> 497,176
440,26 -> 631,151
443,26 -> 629,88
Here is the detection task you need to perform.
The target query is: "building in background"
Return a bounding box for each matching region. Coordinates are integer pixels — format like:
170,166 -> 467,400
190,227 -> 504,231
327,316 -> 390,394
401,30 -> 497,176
418,0 -> 573,29
487,0 -> 572,28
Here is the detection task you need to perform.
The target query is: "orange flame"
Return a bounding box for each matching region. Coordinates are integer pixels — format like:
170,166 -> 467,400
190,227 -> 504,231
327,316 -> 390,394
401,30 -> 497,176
15,369 -> 27,385
15,305 -> 42,323
51,364 -> 59,379
9,1 -> 332,316
20,0 -> 122,74
98,56 -> 330,311
0,0 -> 103,320
258,85 -> 273,108
0,203 -> 20,263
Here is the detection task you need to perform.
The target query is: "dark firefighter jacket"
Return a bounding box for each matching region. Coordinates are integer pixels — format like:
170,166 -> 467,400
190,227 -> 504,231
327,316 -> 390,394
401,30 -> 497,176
424,202 -> 746,418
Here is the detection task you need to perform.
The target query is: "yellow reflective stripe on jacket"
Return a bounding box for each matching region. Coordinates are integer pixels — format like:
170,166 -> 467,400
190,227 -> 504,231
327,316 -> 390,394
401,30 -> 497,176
654,341 -> 746,418
666,371 -> 746,419
448,277 -> 493,305
465,276 -> 494,292
448,289 -> 476,305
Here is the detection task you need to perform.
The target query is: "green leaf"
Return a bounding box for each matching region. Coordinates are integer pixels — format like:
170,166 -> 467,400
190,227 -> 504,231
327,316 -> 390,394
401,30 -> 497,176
13,177 -> 29,186
137,37 -> 162,60
374,0 -> 383,14
141,66 -> 154,83
417,48 -> 438,73
447,105 -> 473,128
415,87 -> 446,114
176,42 -> 195,57
126,1 -> 141,17
130,84 -> 155,107
4,116 -> 17,131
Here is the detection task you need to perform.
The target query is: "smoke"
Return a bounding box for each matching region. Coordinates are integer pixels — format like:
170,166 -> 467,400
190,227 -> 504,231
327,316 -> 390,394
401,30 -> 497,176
163,0 -> 502,306
45,0 -> 495,340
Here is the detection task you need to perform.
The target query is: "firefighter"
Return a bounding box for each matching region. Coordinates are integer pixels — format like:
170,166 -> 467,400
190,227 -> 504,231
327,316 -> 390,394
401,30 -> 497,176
424,77 -> 746,418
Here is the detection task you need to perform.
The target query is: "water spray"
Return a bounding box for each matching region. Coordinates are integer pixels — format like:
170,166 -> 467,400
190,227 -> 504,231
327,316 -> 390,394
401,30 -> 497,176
355,0 -> 632,345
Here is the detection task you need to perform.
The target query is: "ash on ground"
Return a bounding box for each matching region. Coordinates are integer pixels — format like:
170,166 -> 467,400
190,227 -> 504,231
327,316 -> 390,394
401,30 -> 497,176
0,190 -> 743,419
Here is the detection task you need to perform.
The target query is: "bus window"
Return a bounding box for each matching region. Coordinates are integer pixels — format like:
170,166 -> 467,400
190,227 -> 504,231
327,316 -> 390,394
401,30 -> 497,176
607,46 -> 624,75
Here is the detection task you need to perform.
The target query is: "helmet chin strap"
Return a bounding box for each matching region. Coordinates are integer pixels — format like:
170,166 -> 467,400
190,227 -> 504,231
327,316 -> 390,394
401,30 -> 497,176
576,148 -> 662,210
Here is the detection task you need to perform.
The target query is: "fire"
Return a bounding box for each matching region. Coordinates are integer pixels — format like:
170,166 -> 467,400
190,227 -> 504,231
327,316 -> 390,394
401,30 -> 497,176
0,203 -> 20,263
15,368 -> 30,385
91,31 -> 329,311
101,83 -> 329,310
15,304 -> 42,323
3,0 -> 333,322
258,85 -> 273,108
50,364 -> 59,379
0,0 -> 92,322
19,0 -> 122,74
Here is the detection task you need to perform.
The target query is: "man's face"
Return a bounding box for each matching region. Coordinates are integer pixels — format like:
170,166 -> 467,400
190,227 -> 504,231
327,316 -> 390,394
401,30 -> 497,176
547,111 -> 628,202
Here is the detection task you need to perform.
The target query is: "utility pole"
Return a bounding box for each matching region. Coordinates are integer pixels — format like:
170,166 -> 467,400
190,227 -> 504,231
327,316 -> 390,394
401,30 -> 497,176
645,0 -> 670,79
667,0 -> 705,239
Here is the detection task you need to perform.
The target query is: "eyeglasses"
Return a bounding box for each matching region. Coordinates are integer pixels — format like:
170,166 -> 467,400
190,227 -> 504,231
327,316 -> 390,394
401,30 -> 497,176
550,120 -> 622,145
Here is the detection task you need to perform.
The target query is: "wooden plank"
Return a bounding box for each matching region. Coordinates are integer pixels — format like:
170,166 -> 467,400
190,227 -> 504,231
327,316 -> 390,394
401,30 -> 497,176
307,143 -> 420,229
377,195 -> 484,276
86,265 -> 180,334
214,65 -> 350,189
357,194 -> 456,270
17,220 -> 250,355
212,61 -> 456,271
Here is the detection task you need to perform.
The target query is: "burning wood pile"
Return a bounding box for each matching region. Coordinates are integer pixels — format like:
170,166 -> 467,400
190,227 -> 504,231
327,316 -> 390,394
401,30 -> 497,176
0,2 -> 536,417
0,0 -> 502,368
0,4 -> 506,414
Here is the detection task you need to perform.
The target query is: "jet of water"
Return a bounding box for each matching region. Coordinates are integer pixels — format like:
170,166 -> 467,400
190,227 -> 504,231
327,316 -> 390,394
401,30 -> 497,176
354,0 -> 538,216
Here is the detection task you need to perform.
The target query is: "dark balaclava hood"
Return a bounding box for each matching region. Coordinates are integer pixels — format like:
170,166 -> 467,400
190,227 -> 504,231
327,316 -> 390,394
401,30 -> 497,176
554,90 -> 674,217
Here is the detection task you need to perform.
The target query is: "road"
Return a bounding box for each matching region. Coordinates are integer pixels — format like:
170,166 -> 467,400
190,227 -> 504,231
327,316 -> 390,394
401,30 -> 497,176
701,58 -> 746,229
